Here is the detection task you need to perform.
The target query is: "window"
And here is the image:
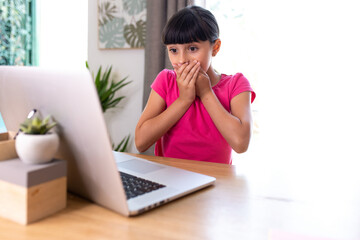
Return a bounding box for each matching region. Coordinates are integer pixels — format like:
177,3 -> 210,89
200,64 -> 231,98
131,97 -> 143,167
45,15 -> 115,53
206,0 -> 360,165
0,113 -> 6,133
206,0 -> 260,163
0,0 -> 87,68
0,0 -> 37,65
37,0 -> 88,69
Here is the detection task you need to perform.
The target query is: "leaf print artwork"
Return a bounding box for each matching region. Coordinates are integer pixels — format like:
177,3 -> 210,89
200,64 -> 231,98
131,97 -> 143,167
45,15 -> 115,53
98,0 -> 146,49
98,1 -> 117,26
123,0 -> 146,15
99,18 -> 126,48
124,20 -> 146,48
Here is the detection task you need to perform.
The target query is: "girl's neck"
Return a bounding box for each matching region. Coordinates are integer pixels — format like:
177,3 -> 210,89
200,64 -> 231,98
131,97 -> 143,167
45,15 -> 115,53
207,65 -> 221,87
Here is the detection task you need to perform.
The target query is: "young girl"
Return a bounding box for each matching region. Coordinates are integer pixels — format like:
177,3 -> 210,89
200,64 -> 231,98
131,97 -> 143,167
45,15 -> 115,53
135,6 -> 256,164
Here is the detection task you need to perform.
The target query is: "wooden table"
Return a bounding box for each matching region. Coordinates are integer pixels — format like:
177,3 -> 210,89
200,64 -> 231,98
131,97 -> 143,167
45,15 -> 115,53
0,153 -> 358,240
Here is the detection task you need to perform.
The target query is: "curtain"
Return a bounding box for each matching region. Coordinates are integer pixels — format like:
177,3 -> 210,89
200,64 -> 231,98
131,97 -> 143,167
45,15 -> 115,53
0,0 -> 37,66
143,0 -> 194,108
142,0 -> 193,155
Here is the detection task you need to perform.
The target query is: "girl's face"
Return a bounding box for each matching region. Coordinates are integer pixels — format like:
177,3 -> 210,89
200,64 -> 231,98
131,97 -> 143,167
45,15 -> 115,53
166,40 -> 215,73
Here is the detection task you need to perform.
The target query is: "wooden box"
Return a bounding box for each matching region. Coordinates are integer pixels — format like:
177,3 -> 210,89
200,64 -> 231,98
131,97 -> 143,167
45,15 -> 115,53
0,159 -> 67,225
0,131 -> 18,161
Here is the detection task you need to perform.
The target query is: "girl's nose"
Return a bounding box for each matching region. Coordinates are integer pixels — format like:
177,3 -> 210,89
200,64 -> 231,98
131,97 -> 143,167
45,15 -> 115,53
179,52 -> 189,65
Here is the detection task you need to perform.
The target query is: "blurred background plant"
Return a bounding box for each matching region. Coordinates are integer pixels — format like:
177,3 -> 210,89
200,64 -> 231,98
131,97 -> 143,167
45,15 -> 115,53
112,134 -> 130,152
86,61 -> 131,113
86,61 -> 131,152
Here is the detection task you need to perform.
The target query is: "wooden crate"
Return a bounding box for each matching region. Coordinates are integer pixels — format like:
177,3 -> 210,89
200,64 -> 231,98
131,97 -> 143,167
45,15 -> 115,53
0,131 -> 17,161
0,159 -> 67,225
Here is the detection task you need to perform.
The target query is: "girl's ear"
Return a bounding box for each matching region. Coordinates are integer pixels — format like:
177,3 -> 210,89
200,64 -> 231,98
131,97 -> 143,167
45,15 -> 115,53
212,39 -> 221,56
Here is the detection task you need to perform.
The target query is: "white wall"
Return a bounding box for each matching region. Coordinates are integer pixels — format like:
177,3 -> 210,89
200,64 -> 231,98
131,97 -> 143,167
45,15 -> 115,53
88,1 -> 144,153
38,0 -> 88,69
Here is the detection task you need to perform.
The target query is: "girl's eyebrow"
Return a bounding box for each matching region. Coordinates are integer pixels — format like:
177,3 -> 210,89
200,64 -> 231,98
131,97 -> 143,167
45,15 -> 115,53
186,42 -> 202,47
167,42 -> 200,48
167,44 -> 185,49
166,44 -> 178,48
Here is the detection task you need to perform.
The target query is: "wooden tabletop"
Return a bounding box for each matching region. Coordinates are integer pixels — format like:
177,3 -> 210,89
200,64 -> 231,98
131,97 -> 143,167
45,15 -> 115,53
0,153 -> 358,240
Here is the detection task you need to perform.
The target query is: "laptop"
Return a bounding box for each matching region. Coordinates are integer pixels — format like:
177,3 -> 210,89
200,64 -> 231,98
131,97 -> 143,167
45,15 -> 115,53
0,66 -> 215,216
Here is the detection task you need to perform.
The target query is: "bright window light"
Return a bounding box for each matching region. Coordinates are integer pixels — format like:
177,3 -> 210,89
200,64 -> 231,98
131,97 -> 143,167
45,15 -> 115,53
206,0 -> 360,165
37,0 -> 88,69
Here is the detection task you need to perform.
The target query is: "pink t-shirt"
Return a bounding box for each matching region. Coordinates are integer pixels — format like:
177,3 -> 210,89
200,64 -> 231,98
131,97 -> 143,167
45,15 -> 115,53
151,69 -> 256,164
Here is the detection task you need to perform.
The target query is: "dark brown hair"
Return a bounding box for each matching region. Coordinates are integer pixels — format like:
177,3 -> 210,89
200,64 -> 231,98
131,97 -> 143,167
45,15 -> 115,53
162,6 -> 219,45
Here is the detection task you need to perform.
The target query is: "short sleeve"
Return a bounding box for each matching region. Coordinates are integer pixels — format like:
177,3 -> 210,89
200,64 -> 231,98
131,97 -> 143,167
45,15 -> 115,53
151,69 -> 170,100
230,73 -> 256,103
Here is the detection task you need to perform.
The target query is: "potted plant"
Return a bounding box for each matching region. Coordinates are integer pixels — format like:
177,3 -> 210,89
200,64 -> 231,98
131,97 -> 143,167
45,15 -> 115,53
86,61 -> 132,152
15,115 -> 59,164
86,61 -> 131,113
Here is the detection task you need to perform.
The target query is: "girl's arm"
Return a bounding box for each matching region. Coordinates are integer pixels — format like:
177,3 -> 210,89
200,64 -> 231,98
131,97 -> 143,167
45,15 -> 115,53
135,61 -> 200,152
201,90 -> 253,153
196,71 -> 253,153
135,90 -> 190,152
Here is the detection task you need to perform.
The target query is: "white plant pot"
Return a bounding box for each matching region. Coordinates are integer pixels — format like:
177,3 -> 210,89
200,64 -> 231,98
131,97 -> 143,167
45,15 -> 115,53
15,133 -> 59,164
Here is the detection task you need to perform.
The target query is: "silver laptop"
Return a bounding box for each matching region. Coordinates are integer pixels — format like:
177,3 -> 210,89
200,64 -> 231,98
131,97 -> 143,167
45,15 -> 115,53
0,66 -> 215,216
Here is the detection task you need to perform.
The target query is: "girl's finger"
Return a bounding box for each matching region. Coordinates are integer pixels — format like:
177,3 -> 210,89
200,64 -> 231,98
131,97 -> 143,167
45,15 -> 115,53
175,62 -> 188,77
198,68 -> 206,75
173,63 -> 181,71
189,64 -> 201,86
181,61 -> 198,81
184,62 -> 200,84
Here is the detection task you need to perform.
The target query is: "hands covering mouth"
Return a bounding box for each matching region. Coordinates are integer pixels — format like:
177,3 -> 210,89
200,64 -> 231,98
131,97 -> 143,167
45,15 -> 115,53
173,60 -> 212,101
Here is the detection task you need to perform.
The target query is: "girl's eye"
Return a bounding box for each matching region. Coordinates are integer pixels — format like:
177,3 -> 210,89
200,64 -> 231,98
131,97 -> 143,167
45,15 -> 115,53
189,46 -> 198,52
169,48 -> 177,53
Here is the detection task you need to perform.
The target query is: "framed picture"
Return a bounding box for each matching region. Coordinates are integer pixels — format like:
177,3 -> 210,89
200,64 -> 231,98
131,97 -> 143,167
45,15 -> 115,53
98,0 -> 146,49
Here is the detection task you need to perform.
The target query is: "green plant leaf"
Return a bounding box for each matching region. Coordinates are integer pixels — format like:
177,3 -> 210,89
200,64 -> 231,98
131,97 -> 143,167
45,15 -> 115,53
20,115 -> 57,135
102,68 -> 112,90
45,122 -> 57,134
100,88 -> 114,103
98,68 -> 112,100
113,80 -> 132,93
95,66 -> 102,89
106,96 -> 125,109
113,134 -> 131,152
43,115 -> 50,125
86,62 -> 131,113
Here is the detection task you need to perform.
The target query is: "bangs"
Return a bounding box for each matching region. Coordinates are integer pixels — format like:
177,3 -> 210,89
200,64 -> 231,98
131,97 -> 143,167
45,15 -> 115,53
162,12 -> 212,45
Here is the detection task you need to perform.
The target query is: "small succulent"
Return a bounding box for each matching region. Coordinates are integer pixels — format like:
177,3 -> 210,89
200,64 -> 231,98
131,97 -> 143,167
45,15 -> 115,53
20,115 -> 57,135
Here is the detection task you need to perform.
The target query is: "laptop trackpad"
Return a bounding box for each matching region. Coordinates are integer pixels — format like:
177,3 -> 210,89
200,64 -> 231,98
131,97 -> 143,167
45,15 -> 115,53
116,159 -> 165,174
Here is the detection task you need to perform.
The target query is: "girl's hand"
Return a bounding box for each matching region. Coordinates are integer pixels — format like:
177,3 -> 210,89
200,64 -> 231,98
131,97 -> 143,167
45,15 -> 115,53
174,60 -> 201,104
195,68 -> 212,99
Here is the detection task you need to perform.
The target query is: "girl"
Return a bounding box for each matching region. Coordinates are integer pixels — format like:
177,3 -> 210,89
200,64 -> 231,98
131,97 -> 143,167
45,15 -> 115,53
135,5 -> 256,164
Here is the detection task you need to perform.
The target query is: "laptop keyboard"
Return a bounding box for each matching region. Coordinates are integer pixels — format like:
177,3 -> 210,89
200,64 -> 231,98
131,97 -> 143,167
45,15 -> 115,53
119,172 -> 166,200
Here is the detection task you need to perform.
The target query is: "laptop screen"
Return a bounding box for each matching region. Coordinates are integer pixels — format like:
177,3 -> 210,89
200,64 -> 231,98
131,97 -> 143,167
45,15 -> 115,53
0,66 -> 129,214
